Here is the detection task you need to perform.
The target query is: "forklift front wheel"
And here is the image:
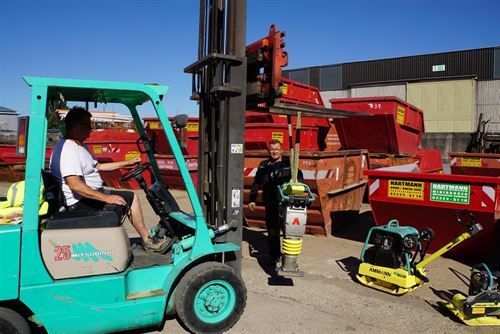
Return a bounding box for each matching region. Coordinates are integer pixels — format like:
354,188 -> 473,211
0,307 -> 31,334
175,262 -> 247,334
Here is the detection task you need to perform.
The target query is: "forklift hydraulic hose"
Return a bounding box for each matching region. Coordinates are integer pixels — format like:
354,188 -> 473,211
179,222 -> 238,251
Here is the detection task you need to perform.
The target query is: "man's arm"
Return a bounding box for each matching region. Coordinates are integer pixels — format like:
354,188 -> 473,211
96,157 -> 141,172
249,162 -> 266,204
65,176 -> 127,205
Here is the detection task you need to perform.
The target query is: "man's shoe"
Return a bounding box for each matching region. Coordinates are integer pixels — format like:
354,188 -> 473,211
143,236 -> 168,253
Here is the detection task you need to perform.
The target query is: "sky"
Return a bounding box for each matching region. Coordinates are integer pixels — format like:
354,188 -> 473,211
1,0 -> 499,116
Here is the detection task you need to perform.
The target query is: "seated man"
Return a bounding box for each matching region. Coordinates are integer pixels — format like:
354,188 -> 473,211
49,106 -> 166,252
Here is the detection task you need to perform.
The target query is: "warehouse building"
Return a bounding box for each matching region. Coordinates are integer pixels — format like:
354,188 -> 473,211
284,46 -> 500,155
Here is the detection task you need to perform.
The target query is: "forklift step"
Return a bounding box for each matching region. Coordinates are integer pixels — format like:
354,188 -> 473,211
130,244 -> 172,269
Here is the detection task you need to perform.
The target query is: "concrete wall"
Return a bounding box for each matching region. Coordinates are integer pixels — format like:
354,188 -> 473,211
477,80 -> 500,132
350,84 -> 406,100
320,90 -> 349,105
321,84 -> 406,106
421,132 -> 471,162
0,114 -> 18,132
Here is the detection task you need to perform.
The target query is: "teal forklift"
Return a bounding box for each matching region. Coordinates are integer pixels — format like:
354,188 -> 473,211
0,0 -> 249,332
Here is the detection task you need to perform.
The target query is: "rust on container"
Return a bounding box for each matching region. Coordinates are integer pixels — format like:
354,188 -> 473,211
243,149 -> 368,235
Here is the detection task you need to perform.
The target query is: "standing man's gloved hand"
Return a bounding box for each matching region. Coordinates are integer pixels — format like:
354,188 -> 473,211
248,202 -> 256,212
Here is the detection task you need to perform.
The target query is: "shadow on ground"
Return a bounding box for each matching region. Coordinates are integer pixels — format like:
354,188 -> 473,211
243,227 -> 294,286
331,210 -> 376,242
336,256 -> 362,282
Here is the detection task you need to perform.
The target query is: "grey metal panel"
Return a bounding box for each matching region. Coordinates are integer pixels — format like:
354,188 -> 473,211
310,67 -> 320,88
320,90 -> 350,105
340,47 -> 495,88
477,80 -> 500,105
288,69 -> 310,85
351,84 -> 406,100
319,65 -> 342,91
495,47 -> 500,79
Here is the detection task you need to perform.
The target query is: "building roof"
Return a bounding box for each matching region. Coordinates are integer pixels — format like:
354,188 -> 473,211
0,106 -> 19,115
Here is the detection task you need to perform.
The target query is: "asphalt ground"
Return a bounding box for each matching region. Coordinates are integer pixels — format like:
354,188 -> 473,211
1,183 -> 497,334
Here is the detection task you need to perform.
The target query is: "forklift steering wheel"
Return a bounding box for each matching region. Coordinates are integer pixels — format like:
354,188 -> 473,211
120,162 -> 151,181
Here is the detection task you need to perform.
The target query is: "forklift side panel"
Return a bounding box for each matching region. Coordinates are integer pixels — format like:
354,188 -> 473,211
0,225 -> 21,300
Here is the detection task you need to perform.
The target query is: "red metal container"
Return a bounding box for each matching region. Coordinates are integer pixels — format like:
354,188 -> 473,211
245,123 -> 329,151
156,154 -> 198,189
245,111 -> 330,128
85,130 -> 141,162
244,149 -> 368,235
331,97 -> 424,155
85,130 -> 147,190
143,117 -> 199,156
367,169 -> 500,263
0,145 -> 53,182
449,152 -> 500,177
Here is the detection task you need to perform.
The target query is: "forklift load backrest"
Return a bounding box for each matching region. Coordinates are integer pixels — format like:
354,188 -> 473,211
41,170 -> 65,217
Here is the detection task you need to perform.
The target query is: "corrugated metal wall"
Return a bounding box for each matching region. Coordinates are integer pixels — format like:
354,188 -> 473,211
407,79 -> 476,133
477,80 -> 500,131
342,48 -> 494,88
284,46 -> 496,90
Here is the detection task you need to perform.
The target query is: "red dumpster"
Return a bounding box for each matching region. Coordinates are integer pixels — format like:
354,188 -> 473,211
156,154 -> 198,190
245,123 -> 328,151
331,97 -> 424,155
244,149 -> 368,235
143,117 -> 199,156
449,152 -> 500,177
367,168 -> 500,263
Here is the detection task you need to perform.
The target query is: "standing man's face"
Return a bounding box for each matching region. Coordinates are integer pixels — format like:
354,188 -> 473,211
268,143 -> 282,161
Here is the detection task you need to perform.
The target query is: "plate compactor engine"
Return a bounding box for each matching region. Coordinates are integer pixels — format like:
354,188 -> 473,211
362,221 -> 434,271
443,263 -> 500,326
357,211 -> 482,295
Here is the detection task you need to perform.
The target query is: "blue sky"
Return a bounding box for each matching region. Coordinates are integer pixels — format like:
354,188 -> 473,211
1,0 -> 499,116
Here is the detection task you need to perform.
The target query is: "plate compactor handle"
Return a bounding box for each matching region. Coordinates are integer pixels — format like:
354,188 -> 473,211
456,210 -> 483,236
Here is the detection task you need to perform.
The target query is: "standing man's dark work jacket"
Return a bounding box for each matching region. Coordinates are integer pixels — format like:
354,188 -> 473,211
249,157 -> 303,209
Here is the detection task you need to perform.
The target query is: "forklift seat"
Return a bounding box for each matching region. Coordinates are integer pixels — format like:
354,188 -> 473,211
41,171 -> 121,229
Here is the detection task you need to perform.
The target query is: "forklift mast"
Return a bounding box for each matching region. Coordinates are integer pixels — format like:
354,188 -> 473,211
185,0 -> 247,274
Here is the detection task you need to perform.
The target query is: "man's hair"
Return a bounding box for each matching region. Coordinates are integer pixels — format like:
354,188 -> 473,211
268,139 -> 282,146
64,106 -> 92,131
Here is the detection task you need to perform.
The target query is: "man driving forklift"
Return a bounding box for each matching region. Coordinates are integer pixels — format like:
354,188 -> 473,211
49,106 -> 167,252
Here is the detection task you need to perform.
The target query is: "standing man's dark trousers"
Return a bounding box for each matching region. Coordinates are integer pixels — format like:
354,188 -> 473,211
265,201 -> 282,261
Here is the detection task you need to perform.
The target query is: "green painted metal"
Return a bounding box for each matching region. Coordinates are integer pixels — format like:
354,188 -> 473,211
195,279 -> 236,324
5,76 -> 241,333
0,226 -> 21,300
21,276 -> 165,333
169,212 -> 197,230
151,97 -> 214,258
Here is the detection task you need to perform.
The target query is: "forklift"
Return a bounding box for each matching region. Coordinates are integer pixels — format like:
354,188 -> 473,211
0,1 -> 248,333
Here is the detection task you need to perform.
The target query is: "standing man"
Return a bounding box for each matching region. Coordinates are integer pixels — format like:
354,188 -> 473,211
50,106 -> 166,252
248,139 -> 303,266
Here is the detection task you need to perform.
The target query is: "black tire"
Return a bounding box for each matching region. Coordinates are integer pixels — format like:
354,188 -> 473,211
175,262 -> 246,334
0,307 -> 30,334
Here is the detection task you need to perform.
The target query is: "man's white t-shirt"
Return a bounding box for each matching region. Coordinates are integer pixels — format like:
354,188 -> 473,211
50,139 -> 104,206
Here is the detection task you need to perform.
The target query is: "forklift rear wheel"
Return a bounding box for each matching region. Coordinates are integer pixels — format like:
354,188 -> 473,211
175,262 -> 246,334
0,307 -> 30,334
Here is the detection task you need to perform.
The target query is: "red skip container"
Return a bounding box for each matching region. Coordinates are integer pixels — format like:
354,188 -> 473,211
367,168 -> 500,263
331,97 -> 424,155
449,152 -> 500,177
